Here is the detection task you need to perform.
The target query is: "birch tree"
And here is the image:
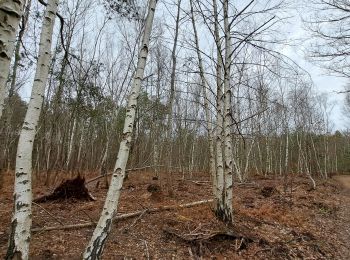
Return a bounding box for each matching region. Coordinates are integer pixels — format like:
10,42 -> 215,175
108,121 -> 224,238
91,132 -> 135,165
164,0 -> 181,194
0,0 -> 25,118
212,0 -> 225,219
83,0 -> 158,258
9,0 -> 31,98
222,0 -> 234,223
6,0 -> 59,259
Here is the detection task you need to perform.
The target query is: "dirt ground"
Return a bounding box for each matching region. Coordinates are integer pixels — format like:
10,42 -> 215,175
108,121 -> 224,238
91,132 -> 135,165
1,171 -> 350,259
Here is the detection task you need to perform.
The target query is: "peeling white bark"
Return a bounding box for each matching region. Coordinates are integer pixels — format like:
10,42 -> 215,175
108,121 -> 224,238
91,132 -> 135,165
83,1 -> 158,259
6,0 -> 59,259
212,0 -> 225,216
222,0 -> 233,223
285,131 -> 289,174
0,0 -> 24,119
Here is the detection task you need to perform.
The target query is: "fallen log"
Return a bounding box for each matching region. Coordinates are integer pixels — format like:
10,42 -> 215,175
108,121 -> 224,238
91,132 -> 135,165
31,199 -> 213,232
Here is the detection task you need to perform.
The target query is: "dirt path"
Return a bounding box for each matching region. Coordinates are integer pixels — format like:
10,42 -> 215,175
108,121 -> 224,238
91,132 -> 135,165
334,175 -> 350,190
333,175 -> 350,259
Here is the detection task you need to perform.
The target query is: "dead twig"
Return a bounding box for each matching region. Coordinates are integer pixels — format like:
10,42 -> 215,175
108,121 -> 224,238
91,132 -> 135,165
86,165 -> 165,184
142,239 -> 150,260
188,247 -> 195,260
32,202 -> 64,225
79,210 -> 95,224
191,181 -> 210,186
122,209 -> 148,233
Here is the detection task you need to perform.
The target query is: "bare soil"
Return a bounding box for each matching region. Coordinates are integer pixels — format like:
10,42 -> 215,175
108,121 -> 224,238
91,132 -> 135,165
1,171 -> 350,259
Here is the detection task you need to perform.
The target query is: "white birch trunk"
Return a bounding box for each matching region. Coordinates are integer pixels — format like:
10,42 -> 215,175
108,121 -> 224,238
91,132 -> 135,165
265,136 -> 270,175
311,134 -> 321,174
296,132 -> 316,189
82,1 -> 157,258
243,139 -> 255,180
9,0 -> 32,97
65,117 -> 77,169
335,142 -> 338,173
323,135 -> 328,178
279,138 -> 283,176
0,0 -> 24,119
232,155 -> 242,182
284,132 -> 289,171
76,128 -> 84,170
212,0 -> 225,216
98,137 -> 109,188
6,1 -> 58,259
153,142 -> 159,177
222,0 -> 233,223
257,140 -> 263,175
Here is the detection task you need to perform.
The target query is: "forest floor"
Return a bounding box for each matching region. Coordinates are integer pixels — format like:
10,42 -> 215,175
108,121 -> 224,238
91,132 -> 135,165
1,170 -> 350,259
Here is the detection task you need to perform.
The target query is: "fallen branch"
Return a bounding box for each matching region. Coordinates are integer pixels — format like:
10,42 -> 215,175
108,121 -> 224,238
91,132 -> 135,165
122,209 -> 148,233
191,181 -> 210,186
33,202 -> 64,225
163,226 -> 254,254
236,182 -> 257,186
86,165 -> 165,184
163,226 -> 239,242
32,199 -> 213,232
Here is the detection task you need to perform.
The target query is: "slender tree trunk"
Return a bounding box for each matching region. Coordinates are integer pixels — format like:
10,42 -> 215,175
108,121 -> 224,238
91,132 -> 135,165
233,149 -> 243,182
310,134 -> 321,175
9,0 -> 32,97
296,132 -> 316,189
1,0 -> 31,170
257,139 -> 263,175
265,136 -> 270,176
222,0 -> 233,223
153,141 -> 159,177
335,142 -> 338,173
323,135 -> 328,178
0,0 -> 24,119
65,117 -> 77,170
82,1 -> 157,258
213,0 -> 225,217
243,139 -> 255,180
99,138 -> 109,188
164,0 -> 181,193
6,1 -> 58,259
283,131 -> 289,192
76,127 -> 84,171
278,137 -> 282,176
189,0 -> 215,191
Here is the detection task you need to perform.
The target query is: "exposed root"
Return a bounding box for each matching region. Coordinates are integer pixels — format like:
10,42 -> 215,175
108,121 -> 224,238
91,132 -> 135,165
34,175 -> 95,203
163,226 -> 254,257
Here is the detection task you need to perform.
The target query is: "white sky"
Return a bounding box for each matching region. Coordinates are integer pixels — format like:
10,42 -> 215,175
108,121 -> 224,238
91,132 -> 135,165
280,8 -> 348,131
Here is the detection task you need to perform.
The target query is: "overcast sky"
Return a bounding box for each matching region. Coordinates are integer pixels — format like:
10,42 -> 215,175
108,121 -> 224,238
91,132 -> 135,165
281,7 -> 348,131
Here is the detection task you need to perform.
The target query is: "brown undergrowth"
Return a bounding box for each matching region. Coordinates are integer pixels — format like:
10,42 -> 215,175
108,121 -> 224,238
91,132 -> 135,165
0,171 -> 349,259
